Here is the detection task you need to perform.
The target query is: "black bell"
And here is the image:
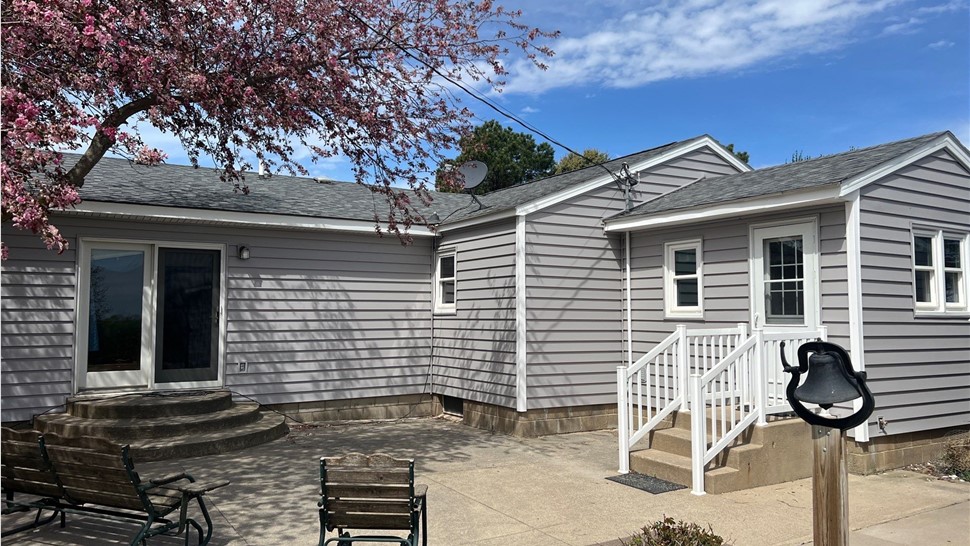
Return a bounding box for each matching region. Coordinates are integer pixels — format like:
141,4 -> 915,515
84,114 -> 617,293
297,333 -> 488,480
793,350 -> 862,409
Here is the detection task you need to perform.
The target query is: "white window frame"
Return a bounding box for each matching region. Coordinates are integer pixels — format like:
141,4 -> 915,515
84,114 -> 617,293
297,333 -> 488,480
912,228 -> 969,315
750,218 -> 820,331
434,248 -> 457,315
664,239 -> 704,318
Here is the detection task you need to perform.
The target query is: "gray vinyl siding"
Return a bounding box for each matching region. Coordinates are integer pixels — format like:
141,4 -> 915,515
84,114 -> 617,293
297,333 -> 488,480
858,149 -> 970,436
628,206 -> 849,360
1,229 -> 78,422
1,216 -> 433,421
526,148 -> 743,409
432,220 -> 517,407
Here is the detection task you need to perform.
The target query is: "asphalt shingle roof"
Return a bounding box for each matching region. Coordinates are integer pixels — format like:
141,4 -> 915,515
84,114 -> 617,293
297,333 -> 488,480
613,131 -> 950,220
74,155 -> 469,223
438,136 -> 709,225
70,135 -> 711,226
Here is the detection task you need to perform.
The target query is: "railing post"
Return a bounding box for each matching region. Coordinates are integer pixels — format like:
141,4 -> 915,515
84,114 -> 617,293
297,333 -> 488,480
617,366 -> 630,474
677,324 -> 689,412
754,328 -> 767,426
690,374 -> 706,495
819,325 -> 829,341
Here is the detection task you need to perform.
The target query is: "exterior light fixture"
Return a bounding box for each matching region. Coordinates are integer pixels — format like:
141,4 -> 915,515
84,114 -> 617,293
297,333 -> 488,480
238,246 -> 251,260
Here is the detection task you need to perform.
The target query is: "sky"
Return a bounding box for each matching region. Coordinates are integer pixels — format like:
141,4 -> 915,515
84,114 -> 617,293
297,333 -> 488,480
140,0 -> 970,180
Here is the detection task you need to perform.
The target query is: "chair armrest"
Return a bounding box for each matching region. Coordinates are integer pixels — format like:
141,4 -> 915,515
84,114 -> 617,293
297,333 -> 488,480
175,479 -> 230,497
414,484 -> 428,499
148,472 -> 192,486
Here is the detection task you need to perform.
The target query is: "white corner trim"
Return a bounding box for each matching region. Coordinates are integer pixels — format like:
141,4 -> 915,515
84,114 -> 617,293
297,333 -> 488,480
67,201 -> 437,236
839,134 -> 970,197
844,194 -> 869,442
626,231 -> 633,366
515,214 -> 528,412
515,137 -> 750,216
605,184 -> 842,232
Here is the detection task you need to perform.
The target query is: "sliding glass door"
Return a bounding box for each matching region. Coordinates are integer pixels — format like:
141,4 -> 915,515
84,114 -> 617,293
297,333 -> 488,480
77,241 -> 224,391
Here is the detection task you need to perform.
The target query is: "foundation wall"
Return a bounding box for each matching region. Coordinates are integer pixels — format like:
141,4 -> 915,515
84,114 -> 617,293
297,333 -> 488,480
848,426 -> 969,474
462,399 -> 617,437
266,394 -> 441,423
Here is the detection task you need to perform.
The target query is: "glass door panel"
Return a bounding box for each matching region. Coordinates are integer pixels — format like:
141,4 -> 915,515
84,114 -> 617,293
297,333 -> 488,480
80,244 -> 152,389
154,248 -> 221,384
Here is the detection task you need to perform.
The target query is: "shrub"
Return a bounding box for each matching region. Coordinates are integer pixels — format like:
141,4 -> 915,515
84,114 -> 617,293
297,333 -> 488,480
938,430 -> 970,481
622,516 -> 726,546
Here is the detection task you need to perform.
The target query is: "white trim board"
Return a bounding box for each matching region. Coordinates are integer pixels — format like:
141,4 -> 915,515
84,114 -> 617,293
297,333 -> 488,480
604,185 -> 842,232
839,133 -> 970,196
844,193 -> 869,442
515,214 -> 528,412
67,201 -> 437,237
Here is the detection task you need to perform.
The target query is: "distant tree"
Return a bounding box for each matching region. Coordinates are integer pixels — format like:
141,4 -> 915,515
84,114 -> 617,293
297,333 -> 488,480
437,120 -> 555,194
554,148 -> 610,174
787,150 -> 813,163
724,143 -> 750,164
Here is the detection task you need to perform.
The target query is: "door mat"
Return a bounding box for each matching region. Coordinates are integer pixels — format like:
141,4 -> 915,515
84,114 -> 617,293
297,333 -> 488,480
606,473 -> 686,494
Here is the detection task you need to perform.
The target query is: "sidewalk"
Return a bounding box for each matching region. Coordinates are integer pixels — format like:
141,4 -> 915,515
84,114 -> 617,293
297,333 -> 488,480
4,417 -> 968,545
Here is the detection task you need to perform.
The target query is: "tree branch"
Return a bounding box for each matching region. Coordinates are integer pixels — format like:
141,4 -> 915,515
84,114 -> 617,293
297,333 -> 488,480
65,95 -> 159,187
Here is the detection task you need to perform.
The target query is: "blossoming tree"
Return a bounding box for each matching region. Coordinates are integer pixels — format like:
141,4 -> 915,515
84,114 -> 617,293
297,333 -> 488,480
1,0 -> 555,258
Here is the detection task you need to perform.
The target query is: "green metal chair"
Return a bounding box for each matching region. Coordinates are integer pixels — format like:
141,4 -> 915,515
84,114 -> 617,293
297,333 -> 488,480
319,453 -> 427,546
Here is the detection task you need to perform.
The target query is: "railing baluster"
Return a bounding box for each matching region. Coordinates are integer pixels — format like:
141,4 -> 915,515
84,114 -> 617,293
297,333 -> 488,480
637,370 -> 643,429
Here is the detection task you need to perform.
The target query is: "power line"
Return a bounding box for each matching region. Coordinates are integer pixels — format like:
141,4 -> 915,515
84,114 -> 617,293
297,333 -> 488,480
339,6 -> 625,184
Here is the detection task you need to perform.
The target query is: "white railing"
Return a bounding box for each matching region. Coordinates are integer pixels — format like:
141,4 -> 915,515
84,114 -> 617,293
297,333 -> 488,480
617,323 -> 748,474
618,324 -> 828,493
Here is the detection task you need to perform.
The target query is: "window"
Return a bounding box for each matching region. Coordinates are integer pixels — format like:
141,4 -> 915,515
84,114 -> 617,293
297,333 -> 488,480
913,230 -> 969,314
664,240 -> 703,318
763,236 -> 805,324
434,248 -> 457,314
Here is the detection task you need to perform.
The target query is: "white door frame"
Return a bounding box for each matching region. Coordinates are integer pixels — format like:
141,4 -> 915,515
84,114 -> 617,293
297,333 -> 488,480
74,238 -> 227,393
750,217 -> 821,332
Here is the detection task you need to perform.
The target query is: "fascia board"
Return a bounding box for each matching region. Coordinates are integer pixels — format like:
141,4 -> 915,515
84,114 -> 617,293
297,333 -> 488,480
515,137 -> 750,216
603,184 -> 842,232
839,134 -> 969,197
67,201 -> 436,236
433,208 -> 517,233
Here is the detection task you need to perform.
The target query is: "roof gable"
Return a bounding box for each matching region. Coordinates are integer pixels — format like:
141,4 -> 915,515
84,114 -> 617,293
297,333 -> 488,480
437,135 -> 750,230
605,131 -> 963,231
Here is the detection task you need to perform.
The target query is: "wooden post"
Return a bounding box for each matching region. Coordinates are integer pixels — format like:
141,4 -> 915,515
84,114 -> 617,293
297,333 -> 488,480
812,423 -> 849,546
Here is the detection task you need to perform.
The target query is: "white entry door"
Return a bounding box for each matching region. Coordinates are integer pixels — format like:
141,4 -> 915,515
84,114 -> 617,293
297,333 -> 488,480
751,220 -> 820,331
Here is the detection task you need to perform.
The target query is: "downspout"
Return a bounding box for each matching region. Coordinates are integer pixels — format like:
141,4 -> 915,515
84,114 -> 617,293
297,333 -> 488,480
845,192 -> 869,442
515,214 -> 528,412
428,236 -> 437,399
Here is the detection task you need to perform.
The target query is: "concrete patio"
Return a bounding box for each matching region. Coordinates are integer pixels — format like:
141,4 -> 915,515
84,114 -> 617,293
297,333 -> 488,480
3,417 -> 968,545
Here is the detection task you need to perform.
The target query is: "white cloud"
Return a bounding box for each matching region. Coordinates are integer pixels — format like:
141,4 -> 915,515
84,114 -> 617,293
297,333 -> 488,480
927,39 -> 955,49
915,1 -> 969,15
505,0 -> 901,94
881,17 -> 923,35
521,106 -> 540,114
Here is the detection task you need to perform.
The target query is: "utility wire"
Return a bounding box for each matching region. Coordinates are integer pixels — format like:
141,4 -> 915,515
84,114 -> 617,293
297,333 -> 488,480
340,6 -> 627,184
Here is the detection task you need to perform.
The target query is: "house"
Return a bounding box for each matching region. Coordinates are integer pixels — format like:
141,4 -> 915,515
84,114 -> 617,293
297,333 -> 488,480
2,131 -> 967,489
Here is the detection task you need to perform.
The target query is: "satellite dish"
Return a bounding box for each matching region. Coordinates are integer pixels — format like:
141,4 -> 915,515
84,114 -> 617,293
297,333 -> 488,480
457,161 -> 487,190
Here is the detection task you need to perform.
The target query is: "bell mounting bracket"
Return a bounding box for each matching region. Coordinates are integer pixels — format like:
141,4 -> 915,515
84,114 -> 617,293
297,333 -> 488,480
780,340 -> 875,430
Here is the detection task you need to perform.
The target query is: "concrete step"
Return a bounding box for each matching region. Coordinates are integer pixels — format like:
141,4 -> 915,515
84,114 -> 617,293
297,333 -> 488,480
649,425 -> 752,459
129,411 -> 289,462
629,449 -> 737,491
35,403 -> 263,441
67,390 -> 233,419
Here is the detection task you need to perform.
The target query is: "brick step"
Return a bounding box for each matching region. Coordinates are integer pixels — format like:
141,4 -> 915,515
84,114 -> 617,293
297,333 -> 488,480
129,411 -> 288,462
66,390 -> 233,419
35,403 -> 264,441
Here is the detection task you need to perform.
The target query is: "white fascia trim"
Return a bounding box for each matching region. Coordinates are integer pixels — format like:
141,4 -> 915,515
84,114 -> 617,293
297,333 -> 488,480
844,193 -> 869,442
839,134 -> 969,197
605,184 -> 843,232
434,208 -> 516,233
515,214 -> 528,412
516,137 -> 750,216
68,201 -> 437,236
